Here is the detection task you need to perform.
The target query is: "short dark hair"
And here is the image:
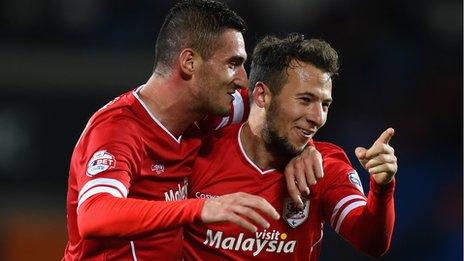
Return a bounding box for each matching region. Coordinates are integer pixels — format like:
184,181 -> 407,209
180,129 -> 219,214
154,0 -> 246,73
249,33 -> 340,96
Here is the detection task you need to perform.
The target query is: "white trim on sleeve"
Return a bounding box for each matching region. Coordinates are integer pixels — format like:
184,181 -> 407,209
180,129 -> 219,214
77,186 -> 125,211
334,201 -> 367,233
330,194 -> 366,226
78,178 -> 128,201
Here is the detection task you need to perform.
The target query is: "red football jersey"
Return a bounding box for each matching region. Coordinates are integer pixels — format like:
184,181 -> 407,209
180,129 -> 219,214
184,124 -> 395,260
63,87 -> 249,260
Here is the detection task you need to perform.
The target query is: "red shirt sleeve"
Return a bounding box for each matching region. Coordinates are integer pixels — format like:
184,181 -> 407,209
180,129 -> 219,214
78,194 -> 205,239
337,178 -> 395,257
317,142 -> 395,257
75,119 -> 206,239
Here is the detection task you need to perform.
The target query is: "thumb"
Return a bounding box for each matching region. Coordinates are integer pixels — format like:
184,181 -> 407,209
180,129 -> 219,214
355,147 -> 368,167
355,147 -> 367,159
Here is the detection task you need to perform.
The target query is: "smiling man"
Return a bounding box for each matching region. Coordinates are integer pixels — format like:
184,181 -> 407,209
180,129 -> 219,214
62,1 -> 282,260
184,34 -> 397,260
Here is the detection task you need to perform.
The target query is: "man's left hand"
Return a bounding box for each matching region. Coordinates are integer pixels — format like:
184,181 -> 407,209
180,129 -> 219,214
355,128 -> 398,185
284,146 -> 324,208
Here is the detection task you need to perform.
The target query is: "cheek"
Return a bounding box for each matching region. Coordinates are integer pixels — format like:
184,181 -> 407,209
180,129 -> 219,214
282,104 -> 306,121
274,109 -> 295,134
321,111 -> 328,125
225,68 -> 236,82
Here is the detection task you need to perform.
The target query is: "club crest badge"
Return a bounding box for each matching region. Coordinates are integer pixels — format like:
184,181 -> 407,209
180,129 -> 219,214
283,197 -> 310,228
86,150 -> 116,176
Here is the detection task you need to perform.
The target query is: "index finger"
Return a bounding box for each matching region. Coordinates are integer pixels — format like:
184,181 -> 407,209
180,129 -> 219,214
374,128 -> 395,145
284,166 -> 304,208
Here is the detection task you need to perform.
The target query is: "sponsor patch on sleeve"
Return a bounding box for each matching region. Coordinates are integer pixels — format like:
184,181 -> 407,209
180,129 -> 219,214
348,171 -> 364,194
86,150 -> 116,177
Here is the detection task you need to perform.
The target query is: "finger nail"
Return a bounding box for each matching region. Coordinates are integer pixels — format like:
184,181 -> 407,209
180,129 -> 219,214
264,222 -> 270,228
297,195 -> 304,209
305,187 -> 310,195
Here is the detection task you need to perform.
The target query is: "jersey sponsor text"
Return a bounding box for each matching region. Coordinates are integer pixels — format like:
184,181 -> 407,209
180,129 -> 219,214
203,229 -> 296,256
164,178 -> 188,201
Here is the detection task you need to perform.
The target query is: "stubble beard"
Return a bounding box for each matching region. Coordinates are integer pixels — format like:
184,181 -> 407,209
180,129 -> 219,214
198,69 -> 231,117
262,101 -> 306,161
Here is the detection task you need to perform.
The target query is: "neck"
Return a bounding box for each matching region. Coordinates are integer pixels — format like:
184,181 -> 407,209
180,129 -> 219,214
139,72 -> 203,137
240,107 -> 286,170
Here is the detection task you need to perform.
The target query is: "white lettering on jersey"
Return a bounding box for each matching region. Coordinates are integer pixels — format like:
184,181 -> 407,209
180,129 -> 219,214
164,178 -> 188,201
203,229 -> 297,256
195,191 -> 219,199
86,150 -> 116,177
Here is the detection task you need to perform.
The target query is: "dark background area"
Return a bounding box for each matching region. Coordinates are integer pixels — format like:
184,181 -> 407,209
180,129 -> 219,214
0,0 -> 461,260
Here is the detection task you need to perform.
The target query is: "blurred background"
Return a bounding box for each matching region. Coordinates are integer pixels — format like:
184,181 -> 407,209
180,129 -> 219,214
0,0 -> 461,260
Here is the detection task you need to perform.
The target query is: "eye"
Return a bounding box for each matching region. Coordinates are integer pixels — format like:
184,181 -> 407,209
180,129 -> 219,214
228,61 -> 240,69
227,57 -> 245,70
322,102 -> 331,110
299,97 -> 311,104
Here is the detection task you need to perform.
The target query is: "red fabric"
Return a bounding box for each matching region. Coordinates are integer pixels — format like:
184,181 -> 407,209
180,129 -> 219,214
78,194 -> 204,238
63,87 -> 251,260
183,125 -> 396,260
64,88 -> 203,260
337,178 -> 395,257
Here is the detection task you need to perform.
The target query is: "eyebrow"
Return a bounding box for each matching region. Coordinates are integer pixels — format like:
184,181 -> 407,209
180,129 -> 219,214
228,55 -> 246,64
296,92 -> 333,103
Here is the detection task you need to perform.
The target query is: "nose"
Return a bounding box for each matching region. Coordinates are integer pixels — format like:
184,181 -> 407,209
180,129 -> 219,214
234,66 -> 248,90
306,103 -> 325,128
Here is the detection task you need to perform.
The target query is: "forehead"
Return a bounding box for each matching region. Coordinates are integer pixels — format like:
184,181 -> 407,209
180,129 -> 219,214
280,61 -> 332,96
209,28 -> 247,60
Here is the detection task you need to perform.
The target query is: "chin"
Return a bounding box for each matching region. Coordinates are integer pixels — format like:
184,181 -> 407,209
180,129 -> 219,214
287,139 -> 309,153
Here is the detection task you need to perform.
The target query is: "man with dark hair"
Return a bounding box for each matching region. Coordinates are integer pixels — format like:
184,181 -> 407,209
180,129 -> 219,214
154,0 -> 246,76
63,1 -> 283,260
184,34 -> 397,260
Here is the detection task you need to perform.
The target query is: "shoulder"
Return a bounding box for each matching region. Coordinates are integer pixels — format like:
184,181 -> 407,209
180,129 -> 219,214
79,91 -> 144,146
313,141 -> 355,184
313,142 -> 365,197
314,141 -> 351,165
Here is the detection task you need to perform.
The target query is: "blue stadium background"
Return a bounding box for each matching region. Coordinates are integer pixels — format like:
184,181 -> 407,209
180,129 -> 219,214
0,0 -> 461,260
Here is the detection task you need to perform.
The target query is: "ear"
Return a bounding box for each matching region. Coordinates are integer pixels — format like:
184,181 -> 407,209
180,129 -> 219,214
252,81 -> 272,108
178,48 -> 198,76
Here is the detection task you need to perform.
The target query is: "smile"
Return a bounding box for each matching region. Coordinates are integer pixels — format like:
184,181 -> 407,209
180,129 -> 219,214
296,127 -> 314,138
